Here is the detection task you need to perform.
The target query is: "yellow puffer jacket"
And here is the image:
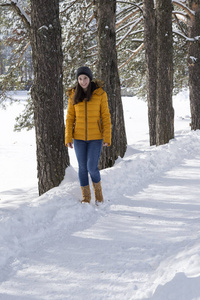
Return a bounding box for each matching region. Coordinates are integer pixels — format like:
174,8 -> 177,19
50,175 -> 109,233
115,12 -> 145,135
65,84 -> 111,146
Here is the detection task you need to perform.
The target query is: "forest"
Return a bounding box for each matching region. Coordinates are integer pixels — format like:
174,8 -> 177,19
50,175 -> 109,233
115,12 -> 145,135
0,0 -> 200,194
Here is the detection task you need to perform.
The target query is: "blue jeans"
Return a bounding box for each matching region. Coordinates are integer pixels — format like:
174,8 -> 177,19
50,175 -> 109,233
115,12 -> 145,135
74,139 -> 103,187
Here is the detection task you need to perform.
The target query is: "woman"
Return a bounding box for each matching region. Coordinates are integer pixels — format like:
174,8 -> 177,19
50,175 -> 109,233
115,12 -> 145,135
65,66 -> 111,204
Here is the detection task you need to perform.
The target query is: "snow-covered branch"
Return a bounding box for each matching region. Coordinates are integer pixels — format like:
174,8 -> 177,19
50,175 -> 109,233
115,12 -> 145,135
119,43 -> 144,69
116,19 -> 141,34
117,1 -> 143,14
172,0 -> 195,19
173,10 -> 188,19
173,30 -> 196,42
116,9 -> 140,29
173,11 -> 187,36
116,16 -> 143,48
1,1 -> 31,30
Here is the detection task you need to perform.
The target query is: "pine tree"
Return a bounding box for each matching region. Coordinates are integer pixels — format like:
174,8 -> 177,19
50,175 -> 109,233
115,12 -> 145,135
187,0 -> 200,130
156,0 -> 174,146
95,0 -> 127,168
30,0 -> 69,195
143,0 -> 157,146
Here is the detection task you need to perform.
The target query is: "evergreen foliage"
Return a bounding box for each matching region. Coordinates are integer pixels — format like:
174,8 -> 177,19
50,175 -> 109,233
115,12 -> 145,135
0,0 -> 193,130
0,0 -> 32,96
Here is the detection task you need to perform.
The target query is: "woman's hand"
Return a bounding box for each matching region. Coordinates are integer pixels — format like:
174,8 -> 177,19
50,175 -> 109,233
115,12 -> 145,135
103,143 -> 108,147
67,142 -> 73,149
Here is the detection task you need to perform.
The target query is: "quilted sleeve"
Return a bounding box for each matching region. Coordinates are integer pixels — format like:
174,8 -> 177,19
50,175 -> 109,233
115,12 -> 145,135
100,92 -> 111,146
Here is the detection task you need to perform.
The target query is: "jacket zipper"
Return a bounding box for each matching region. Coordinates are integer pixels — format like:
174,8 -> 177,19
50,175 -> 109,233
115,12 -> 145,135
85,99 -> 87,141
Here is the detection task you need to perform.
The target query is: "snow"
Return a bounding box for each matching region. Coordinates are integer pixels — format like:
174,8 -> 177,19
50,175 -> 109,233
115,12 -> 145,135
38,25 -> 49,31
12,0 -> 31,26
189,56 -> 198,63
0,90 -> 200,300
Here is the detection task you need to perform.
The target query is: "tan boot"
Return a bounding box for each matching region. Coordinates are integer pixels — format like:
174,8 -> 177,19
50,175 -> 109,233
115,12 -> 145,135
81,185 -> 91,203
92,181 -> 104,205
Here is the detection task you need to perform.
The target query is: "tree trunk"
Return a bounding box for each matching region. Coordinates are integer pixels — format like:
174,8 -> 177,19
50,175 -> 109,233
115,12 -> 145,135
143,0 -> 157,146
30,0 -> 69,195
188,0 -> 200,130
0,42 -> 4,75
156,0 -> 174,146
94,0 -> 127,169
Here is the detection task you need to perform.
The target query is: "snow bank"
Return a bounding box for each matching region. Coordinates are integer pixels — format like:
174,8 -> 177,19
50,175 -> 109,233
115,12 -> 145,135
102,130 -> 200,200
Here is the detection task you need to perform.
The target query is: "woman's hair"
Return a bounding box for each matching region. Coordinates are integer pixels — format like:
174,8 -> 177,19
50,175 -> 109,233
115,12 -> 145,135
73,81 -> 94,105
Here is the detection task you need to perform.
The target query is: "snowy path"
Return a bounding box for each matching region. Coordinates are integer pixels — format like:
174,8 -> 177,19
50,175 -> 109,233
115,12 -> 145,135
1,134 -> 200,299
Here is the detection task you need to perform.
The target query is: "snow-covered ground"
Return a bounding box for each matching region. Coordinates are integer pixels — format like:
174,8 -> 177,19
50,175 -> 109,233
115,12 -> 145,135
0,90 -> 200,300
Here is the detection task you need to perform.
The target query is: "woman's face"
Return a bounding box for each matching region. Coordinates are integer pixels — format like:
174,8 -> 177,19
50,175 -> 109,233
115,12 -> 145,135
78,75 -> 90,91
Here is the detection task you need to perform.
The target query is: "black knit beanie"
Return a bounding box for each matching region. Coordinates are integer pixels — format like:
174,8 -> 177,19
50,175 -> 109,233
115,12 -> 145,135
76,66 -> 93,81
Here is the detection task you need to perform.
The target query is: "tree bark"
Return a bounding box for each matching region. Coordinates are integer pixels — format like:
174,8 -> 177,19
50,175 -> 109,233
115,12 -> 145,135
188,0 -> 200,130
156,0 -> 174,146
143,0 -> 157,146
94,0 -> 127,169
30,0 -> 69,195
